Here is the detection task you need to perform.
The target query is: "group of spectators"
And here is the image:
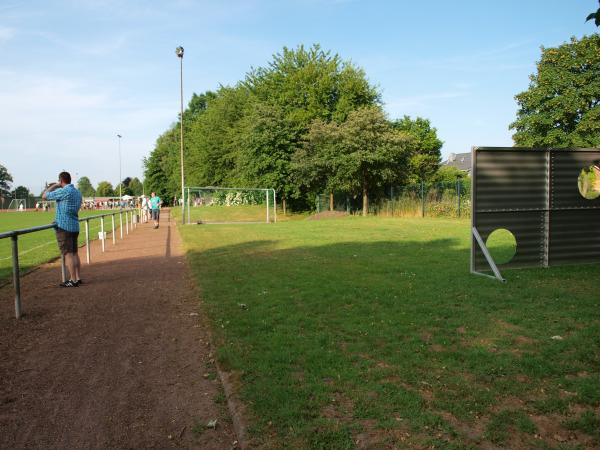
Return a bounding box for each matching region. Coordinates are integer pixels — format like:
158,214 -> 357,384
81,199 -> 137,210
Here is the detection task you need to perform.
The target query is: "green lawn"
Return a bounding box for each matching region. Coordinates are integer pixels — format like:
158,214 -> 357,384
187,204 -> 278,224
0,210 -> 131,282
178,216 -> 600,449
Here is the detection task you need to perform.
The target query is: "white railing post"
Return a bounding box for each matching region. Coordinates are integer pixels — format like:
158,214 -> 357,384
125,210 -> 129,235
85,220 -> 91,264
100,216 -> 105,252
119,212 -> 123,239
266,189 -> 270,223
111,214 -> 116,245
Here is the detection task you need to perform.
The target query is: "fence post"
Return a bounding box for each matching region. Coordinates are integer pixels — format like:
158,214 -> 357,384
60,254 -> 67,282
266,189 -> 270,223
421,181 -> 425,218
457,179 -> 461,218
85,220 -> 91,264
11,235 -> 22,319
119,212 -> 123,239
316,195 -> 320,213
273,189 -> 277,223
390,186 -> 394,217
111,214 -> 116,245
100,216 -> 105,252
125,210 -> 129,235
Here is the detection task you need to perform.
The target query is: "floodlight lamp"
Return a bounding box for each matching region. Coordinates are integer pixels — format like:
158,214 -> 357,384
117,134 -> 122,138
175,46 -> 184,58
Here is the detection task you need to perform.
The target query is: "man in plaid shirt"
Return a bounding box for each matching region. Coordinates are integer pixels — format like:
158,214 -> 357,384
43,171 -> 83,287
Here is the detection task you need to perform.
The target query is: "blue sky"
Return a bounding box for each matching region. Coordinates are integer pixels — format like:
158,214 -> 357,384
0,0 -> 596,193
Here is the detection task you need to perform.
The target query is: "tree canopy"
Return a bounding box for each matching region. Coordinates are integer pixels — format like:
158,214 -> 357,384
510,34 -> 600,148
144,44 -> 443,211
77,176 -> 96,197
96,181 -> 114,197
0,164 -> 12,198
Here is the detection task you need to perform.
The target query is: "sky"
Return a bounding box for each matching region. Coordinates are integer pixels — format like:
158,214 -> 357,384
0,0 -> 597,193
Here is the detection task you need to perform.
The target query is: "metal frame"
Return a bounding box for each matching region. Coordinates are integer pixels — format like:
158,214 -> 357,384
471,146 -> 600,281
1,209 -> 136,319
183,186 -> 277,225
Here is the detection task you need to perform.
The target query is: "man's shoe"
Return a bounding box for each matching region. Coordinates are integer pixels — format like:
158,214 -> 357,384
74,279 -> 83,286
60,280 -> 78,288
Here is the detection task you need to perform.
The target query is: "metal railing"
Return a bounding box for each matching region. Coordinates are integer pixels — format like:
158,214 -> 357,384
0,209 -> 140,319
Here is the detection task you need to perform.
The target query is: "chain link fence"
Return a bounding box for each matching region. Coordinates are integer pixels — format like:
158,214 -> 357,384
316,180 -> 471,218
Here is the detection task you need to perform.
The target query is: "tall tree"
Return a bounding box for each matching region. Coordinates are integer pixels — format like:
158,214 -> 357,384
128,177 -> 143,196
392,116 -> 443,182
96,181 -> 114,197
0,163 -> 13,198
510,34 -> 600,148
299,106 -> 412,216
76,176 -> 96,197
12,185 -> 30,199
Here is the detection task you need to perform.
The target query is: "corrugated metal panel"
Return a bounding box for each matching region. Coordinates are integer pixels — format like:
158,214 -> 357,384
472,147 -> 600,274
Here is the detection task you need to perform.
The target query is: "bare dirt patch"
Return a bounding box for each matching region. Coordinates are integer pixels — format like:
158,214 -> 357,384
0,210 -> 235,449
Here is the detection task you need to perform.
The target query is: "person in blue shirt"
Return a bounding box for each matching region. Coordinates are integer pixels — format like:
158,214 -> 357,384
149,192 -> 162,229
43,171 -> 83,287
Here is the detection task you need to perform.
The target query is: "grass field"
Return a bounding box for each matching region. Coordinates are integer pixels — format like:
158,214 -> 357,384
178,216 -> 600,449
187,204 -> 279,224
0,210 -> 131,283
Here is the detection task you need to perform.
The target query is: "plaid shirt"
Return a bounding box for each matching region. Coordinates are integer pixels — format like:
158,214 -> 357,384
46,184 -> 82,232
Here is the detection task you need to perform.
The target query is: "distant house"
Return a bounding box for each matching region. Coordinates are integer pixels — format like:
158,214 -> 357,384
442,152 -> 471,175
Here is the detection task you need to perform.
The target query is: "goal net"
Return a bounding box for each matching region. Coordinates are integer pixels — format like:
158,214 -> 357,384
184,187 -> 277,224
7,199 -> 26,211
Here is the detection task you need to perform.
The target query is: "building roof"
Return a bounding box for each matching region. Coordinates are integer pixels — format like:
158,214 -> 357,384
442,152 -> 471,172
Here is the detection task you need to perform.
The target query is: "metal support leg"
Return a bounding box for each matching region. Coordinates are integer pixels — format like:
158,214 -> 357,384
11,236 -> 21,319
472,227 -> 506,282
60,254 -> 67,282
85,220 -> 91,264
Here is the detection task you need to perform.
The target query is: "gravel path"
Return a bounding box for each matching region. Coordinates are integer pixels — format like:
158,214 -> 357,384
0,209 -> 235,449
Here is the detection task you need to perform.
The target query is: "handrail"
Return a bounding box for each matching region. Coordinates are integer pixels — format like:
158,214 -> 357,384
0,209 -> 135,240
2,208 -> 139,319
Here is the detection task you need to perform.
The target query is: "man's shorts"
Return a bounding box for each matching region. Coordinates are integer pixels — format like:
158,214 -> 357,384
56,228 -> 79,255
152,209 -> 160,220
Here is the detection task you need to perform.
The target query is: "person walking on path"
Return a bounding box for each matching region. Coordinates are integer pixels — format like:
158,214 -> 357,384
43,171 -> 83,287
150,192 -> 162,229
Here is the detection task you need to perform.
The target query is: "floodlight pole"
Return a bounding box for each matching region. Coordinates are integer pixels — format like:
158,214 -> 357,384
176,46 -> 185,221
117,134 -> 122,203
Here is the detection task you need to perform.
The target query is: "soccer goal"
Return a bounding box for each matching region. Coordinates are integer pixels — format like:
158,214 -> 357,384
7,199 -> 26,211
184,187 -> 277,224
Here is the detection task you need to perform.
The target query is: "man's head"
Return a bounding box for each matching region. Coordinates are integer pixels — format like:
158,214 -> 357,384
58,171 -> 71,186
151,192 -> 156,197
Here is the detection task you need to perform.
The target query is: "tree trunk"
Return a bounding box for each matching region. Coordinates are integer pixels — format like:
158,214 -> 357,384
282,197 -> 287,216
362,185 -> 368,217
329,192 -> 334,211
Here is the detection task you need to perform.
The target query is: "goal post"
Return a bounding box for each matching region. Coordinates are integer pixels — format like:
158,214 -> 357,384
7,199 -> 26,211
184,186 -> 277,224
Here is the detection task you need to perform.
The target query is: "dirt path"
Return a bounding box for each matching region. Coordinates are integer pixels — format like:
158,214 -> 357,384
0,209 -> 236,449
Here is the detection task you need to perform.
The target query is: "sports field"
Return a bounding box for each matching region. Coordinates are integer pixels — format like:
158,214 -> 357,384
178,216 -> 600,448
0,210 -> 131,283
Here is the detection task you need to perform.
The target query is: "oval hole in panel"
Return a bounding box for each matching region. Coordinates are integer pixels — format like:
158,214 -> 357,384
486,229 -> 517,264
577,164 -> 600,200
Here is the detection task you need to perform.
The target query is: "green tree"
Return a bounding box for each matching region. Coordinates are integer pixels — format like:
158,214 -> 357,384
96,181 -> 114,197
0,163 -> 13,198
12,185 -> 30,199
434,165 -> 469,183
299,106 -> 412,216
392,116 -> 443,182
510,34 -> 600,148
76,176 -> 96,197
128,177 -> 143,196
